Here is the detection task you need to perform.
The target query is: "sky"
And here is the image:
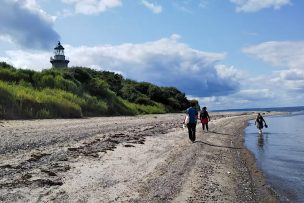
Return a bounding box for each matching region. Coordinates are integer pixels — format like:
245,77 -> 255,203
0,0 -> 303,110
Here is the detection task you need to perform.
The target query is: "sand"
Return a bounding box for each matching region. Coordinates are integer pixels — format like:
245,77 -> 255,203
0,112 -> 281,202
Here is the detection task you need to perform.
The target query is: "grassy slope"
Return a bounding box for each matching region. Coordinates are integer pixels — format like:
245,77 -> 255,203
0,64 -> 182,119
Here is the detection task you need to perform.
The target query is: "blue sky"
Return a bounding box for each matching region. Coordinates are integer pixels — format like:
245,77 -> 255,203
0,0 -> 303,110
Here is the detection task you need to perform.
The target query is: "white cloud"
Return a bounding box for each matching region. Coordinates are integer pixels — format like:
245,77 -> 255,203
237,89 -> 274,100
68,35 -> 234,97
240,41 -> 304,106
270,69 -> 304,92
0,35 -> 243,98
215,64 -> 246,81
0,50 -> 50,70
199,67 -> 304,110
277,69 -> 304,81
0,34 -> 14,44
0,0 -> 59,49
57,8 -> 74,18
19,0 -> 57,23
230,0 -> 291,12
142,0 -> 162,14
198,95 -> 251,110
243,41 -> 304,70
62,0 -> 122,15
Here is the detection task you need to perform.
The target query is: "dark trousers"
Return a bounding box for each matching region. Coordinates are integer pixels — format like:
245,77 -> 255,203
202,123 -> 209,131
187,123 -> 196,142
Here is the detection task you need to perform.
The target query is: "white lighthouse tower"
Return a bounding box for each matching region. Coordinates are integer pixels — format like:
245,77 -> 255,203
50,41 -> 69,68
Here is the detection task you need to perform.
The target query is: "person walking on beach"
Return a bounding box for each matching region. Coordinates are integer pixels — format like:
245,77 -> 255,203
255,113 -> 268,134
200,106 -> 210,132
186,101 -> 198,142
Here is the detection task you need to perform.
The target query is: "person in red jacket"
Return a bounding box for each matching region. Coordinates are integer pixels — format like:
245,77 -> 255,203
200,106 -> 210,132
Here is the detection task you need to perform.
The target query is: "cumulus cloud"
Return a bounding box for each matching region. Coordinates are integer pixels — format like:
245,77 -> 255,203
230,0 -> 291,12
1,35 -> 242,98
243,41 -> 304,70
0,50 -> 50,70
66,35 -> 237,97
270,69 -> 304,93
142,0 -> 162,14
242,40 -> 304,102
62,0 -> 122,15
0,34 -> 14,44
20,0 -> 57,23
198,83 -> 276,110
0,0 -> 59,49
198,66 -> 304,110
277,69 -> 304,81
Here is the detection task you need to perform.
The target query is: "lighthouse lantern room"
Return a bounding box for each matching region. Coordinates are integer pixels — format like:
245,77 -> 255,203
50,41 -> 69,68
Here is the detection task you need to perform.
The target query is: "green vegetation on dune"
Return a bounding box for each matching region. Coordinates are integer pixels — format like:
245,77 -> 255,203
0,62 -> 189,119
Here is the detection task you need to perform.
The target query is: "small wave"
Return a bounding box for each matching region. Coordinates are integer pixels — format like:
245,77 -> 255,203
291,110 -> 304,115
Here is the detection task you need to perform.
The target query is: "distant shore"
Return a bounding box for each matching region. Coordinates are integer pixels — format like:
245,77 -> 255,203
0,112 -> 282,202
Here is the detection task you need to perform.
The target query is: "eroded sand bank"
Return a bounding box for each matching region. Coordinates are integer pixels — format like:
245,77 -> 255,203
0,112 -> 280,202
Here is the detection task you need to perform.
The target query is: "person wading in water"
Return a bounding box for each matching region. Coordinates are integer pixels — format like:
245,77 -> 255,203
255,113 -> 268,134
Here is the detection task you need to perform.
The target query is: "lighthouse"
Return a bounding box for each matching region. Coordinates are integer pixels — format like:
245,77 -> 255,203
50,41 -> 69,68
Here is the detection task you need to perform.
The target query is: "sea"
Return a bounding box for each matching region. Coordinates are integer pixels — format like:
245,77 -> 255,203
242,106 -> 304,202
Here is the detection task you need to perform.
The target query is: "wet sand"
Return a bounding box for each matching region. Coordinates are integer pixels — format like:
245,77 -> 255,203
0,112 -> 281,202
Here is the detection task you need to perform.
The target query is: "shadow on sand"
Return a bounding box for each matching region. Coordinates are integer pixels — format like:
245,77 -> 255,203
207,130 -> 235,136
194,140 -> 242,149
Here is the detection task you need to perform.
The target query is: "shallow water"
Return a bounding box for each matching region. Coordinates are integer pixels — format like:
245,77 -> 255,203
245,113 -> 304,202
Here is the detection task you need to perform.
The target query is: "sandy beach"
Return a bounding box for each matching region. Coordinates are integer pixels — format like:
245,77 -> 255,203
0,112 -> 281,203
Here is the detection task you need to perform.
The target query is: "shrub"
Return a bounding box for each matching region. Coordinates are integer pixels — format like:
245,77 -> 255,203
0,63 -> 190,119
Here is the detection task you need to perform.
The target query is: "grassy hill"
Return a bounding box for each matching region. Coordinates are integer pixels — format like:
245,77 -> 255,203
0,62 -> 190,119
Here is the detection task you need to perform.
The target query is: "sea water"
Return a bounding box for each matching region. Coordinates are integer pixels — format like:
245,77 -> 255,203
245,112 -> 304,202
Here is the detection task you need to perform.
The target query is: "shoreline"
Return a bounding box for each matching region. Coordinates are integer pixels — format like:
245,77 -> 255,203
0,112 -> 283,202
243,112 -> 301,203
208,111 -> 283,202
233,112 -> 280,203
